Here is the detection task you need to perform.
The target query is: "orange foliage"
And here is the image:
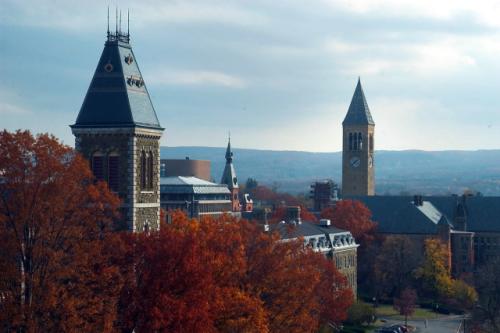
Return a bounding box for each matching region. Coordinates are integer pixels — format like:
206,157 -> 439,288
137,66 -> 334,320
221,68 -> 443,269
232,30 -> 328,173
271,205 -> 317,223
321,200 -> 377,246
0,130 -> 122,332
249,185 -> 301,206
119,212 -> 352,332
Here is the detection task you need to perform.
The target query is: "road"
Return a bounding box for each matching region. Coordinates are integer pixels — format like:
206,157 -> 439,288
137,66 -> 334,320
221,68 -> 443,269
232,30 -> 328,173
379,315 -> 463,333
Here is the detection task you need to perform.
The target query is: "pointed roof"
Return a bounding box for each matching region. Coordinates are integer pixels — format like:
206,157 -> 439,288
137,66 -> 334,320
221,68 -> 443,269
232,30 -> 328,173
71,32 -> 162,130
221,138 -> 238,189
342,78 -> 375,126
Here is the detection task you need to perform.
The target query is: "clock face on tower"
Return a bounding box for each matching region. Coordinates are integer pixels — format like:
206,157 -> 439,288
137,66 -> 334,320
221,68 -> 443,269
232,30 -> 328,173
349,157 -> 361,168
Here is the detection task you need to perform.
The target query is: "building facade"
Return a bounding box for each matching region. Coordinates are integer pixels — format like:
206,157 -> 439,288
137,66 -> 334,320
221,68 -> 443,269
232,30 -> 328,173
71,29 -> 163,232
342,79 -> 375,197
272,217 -> 359,297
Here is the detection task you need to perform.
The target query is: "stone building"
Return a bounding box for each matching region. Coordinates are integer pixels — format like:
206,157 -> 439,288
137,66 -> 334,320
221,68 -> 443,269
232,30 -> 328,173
71,28 -> 163,232
342,79 -> 375,197
310,179 -> 339,212
272,217 -> 359,297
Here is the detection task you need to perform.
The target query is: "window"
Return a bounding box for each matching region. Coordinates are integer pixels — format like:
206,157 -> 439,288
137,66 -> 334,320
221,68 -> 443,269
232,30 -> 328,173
108,154 -> 119,192
369,134 -> 374,151
92,153 -> 104,181
358,132 -> 363,150
349,133 -> 353,150
141,150 -> 147,189
148,151 -> 154,190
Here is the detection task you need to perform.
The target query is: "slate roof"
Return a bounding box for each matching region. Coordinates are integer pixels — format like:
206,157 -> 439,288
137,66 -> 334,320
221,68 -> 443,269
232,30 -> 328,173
271,221 -> 348,239
71,33 -> 162,130
349,195 -> 500,234
160,176 -> 230,195
342,78 -> 375,126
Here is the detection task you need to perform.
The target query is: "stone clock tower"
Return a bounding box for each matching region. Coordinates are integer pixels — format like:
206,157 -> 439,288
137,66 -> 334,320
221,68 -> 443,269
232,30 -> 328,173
342,79 -> 375,196
71,28 -> 164,232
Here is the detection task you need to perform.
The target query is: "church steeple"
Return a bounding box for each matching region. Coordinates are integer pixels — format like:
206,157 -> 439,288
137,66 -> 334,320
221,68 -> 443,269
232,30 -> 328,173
343,78 -> 375,126
221,136 -> 241,213
221,137 -> 238,190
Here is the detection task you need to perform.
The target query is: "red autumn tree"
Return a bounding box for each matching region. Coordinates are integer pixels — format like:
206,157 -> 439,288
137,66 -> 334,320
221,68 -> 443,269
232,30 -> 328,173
271,204 -> 317,223
0,130 -> 122,332
393,288 -> 417,327
119,211 -> 352,333
321,200 -> 377,246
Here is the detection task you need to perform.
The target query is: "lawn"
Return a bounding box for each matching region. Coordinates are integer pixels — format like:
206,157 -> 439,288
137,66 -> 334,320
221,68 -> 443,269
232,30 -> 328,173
374,304 -> 440,320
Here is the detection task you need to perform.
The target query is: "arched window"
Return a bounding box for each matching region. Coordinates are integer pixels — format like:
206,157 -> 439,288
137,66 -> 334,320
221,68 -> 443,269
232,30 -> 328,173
369,134 -> 374,152
148,151 -> 154,190
358,132 -> 363,151
349,133 -> 353,151
353,133 -> 358,151
141,150 -> 146,190
108,152 -> 120,192
91,152 -> 104,181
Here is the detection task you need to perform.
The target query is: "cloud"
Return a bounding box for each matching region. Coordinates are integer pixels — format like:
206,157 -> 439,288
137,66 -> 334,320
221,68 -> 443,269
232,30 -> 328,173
324,0 -> 500,27
0,0 -> 268,31
147,69 -> 247,88
0,89 -> 31,115
324,36 -> 477,77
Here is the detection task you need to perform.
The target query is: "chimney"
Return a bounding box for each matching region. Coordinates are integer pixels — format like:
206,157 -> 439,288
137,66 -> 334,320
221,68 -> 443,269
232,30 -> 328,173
320,219 -> 331,227
413,195 -> 423,206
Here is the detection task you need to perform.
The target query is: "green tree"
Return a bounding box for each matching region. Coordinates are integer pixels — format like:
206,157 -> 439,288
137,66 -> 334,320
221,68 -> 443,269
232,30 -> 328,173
346,301 -> 376,326
471,258 -> 500,332
245,177 -> 258,190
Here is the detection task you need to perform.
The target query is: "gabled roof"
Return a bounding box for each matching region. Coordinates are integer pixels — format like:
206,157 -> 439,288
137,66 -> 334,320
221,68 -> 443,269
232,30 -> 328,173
342,78 -> 375,126
349,195 -> 500,234
221,139 -> 239,189
71,33 -> 162,130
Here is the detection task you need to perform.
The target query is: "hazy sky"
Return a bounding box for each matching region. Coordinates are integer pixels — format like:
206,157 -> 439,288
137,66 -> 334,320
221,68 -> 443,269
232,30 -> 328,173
2,0 -> 500,152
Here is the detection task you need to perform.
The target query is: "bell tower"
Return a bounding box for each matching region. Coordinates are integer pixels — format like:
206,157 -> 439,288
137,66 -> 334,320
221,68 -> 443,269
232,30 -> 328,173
342,78 -> 375,196
70,22 -> 164,232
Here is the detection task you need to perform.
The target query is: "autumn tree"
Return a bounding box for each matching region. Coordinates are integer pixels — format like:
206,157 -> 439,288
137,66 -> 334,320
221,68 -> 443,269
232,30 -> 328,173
375,236 -> 422,298
0,130 -> 122,332
320,200 -> 377,246
470,258 -> 500,332
271,204 -> 317,223
415,238 -> 453,301
393,288 -> 417,327
321,200 -> 378,296
119,211 -> 353,333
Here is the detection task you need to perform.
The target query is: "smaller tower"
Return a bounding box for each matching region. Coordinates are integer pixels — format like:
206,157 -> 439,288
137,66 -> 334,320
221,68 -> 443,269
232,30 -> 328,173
221,138 -> 241,212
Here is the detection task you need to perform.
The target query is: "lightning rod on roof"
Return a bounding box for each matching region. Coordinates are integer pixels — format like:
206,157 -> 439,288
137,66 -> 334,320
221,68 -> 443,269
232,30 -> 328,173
107,6 -> 110,36
127,9 -> 130,37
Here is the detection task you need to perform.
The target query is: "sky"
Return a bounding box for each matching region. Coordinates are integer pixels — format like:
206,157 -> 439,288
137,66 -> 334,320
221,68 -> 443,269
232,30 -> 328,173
2,0 -> 500,152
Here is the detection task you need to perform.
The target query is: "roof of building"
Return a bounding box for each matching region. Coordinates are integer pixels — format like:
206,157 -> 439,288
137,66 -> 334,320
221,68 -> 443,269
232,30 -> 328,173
342,78 -> 375,126
71,33 -> 162,130
221,138 -> 239,189
271,221 -> 349,239
349,195 -> 500,234
160,176 -> 230,194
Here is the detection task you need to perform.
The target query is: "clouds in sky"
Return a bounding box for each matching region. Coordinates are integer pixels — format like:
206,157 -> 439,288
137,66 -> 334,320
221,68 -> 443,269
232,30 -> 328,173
1,0 -> 500,151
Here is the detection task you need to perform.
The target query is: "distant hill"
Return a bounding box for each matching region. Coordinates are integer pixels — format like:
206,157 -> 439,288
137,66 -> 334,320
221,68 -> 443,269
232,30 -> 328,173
161,147 -> 500,196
